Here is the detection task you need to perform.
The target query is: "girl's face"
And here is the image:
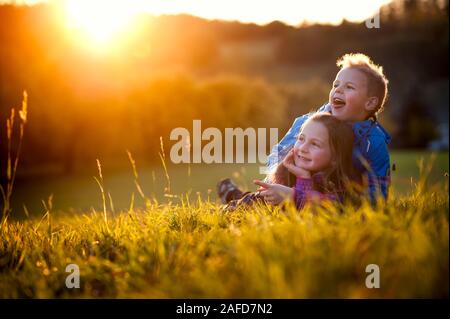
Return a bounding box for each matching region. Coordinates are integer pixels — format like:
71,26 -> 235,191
293,120 -> 333,173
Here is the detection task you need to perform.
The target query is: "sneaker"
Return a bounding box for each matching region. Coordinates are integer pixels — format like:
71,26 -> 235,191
220,199 -> 239,213
217,178 -> 244,204
220,191 -> 264,212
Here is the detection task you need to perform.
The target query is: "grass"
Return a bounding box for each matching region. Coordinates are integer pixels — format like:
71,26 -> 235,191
9,150 -> 450,218
0,159 -> 448,298
1,91 -> 27,223
1,95 -> 448,298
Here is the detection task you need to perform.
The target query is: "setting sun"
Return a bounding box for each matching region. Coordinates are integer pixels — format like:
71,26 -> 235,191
64,0 -> 138,45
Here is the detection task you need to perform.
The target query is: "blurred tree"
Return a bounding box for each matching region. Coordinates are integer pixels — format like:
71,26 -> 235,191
394,86 -> 439,148
0,1 -> 448,173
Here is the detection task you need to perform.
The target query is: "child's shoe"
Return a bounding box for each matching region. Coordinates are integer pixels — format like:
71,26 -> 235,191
217,178 -> 244,204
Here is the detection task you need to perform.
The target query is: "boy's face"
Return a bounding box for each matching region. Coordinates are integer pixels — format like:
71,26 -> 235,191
329,67 -> 372,122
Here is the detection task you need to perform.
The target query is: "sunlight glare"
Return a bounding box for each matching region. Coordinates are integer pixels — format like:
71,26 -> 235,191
64,0 -> 139,45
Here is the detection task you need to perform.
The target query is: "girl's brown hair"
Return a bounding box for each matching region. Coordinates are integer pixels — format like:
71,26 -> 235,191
270,113 -> 361,199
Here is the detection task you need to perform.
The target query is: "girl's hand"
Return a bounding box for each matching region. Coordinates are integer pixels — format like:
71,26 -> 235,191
254,180 -> 294,206
282,149 -> 311,179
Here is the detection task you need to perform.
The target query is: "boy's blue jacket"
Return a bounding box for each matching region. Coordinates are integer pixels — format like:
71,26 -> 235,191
266,103 -> 391,202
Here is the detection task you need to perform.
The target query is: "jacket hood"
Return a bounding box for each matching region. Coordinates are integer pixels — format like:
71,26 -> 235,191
353,120 -> 392,144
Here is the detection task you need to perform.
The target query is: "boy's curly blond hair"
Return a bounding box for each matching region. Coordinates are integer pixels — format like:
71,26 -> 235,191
337,53 -> 389,116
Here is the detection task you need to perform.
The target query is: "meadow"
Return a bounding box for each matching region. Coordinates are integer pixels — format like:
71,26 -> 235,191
0,0 -> 448,300
10,151 -> 449,216
1,151 -> 448,298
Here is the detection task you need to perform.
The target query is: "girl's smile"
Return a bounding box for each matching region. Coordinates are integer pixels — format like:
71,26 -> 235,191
294,120 -> 332,173
296,154 -> 311,163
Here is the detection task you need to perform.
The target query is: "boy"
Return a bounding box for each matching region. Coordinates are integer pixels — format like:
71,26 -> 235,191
218,53 -> 391,206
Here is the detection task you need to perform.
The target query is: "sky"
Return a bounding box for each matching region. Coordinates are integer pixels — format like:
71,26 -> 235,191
2,0 -> 392,26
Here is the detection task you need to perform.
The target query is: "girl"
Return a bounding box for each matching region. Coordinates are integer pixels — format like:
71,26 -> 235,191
251,113 -> 361,210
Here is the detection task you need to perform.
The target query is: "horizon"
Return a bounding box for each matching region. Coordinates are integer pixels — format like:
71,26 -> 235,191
1,0 -> 392,26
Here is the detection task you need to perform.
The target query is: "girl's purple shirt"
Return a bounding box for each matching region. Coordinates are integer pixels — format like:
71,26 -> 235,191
293,176 -> 338,209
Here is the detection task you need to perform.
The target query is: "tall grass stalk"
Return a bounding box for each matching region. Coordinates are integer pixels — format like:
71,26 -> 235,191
1,91 -> 27,225
126,150 -> 151,208
94,159 -> 109,231
159,136 -> 171,195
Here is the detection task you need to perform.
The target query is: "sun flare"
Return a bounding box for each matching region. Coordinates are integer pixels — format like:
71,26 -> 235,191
64,0 -> 138,45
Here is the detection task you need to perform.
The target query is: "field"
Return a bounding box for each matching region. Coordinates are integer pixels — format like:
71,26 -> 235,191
0,0 -> 448,301
11,151 -> 450,216
0,151 -> 448,298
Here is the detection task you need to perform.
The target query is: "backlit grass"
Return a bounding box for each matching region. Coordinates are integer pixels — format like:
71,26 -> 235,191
0,168 -> 448,298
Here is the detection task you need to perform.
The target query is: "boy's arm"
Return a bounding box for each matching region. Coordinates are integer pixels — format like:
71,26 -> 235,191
266,115 -> 305,174
265,103 -> 330,180
365,136 -> 391,203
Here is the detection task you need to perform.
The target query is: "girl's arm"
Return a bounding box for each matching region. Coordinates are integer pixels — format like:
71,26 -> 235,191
254,180 -> 294,206
294,177 -> 338,210
281,150 -> 337,209
253,178 -> 337,209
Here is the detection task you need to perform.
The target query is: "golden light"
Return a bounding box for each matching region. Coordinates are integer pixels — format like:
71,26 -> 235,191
64,0 -> 139,46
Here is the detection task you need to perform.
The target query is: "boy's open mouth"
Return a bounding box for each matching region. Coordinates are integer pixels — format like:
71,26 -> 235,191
332,97 -> 346,107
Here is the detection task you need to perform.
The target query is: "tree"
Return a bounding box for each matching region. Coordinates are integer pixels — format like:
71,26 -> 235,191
394,86 -> 439,148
